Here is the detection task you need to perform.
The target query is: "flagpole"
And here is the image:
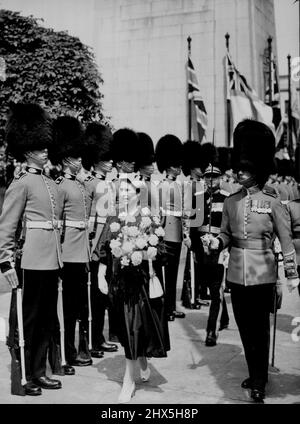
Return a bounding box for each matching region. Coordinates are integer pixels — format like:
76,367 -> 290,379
267,36 -> 273,106
187,36 -> 192,140
287,54 -> 293,160
225,33 -> 231,147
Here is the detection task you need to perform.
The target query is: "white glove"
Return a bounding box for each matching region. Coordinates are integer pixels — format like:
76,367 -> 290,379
286,278 -> 299,293
209,237 -> 220,250
183,235 -> 191,249
98,263 -> 108,295
3,268 -> 19,289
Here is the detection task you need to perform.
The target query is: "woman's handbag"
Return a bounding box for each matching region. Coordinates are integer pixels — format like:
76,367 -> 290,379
148,259 -> 163,299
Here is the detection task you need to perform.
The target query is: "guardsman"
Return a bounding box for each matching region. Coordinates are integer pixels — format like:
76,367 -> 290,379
155,134 -> 190,321
199,164 -> 230,346
83,122 -> 118,356
209,119 -> 299,403
286,197 -> 300,296
181,140 -> 205,309
50,116 -> 93,369
0,103 -> 63,395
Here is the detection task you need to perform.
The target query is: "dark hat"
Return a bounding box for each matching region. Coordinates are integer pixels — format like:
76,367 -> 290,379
135,132 -> 155,170
83,122 -> 113,170
5,103 -> 53,162
155,134 -> 183,173
50,116 -> 84,165
217,147 -> 233,174
182,140 -> 202,176
111,128 -> 139,164
200,142 -> 218,171
233,119 -> 275,186
203,164 -> 222,177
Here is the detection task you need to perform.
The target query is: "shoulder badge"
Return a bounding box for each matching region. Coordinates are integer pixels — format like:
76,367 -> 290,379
14,170 -> 27,181
220,189 -> 230,197
55,176 -> 64,185
262,185 -> 278,198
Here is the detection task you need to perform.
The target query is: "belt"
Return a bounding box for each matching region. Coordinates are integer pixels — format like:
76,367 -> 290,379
65,220 -> 89,229
26,220 -> 61,230
293,231 -> 300,239
232,238 -> 272,250
89,216 -> 107,224
199,225 -> 220,234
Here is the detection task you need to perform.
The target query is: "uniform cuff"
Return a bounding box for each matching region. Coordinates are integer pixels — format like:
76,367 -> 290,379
0,261 -> 13,273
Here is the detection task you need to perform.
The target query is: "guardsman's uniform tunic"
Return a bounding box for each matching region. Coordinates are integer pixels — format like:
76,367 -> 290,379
56,171 -> 93,364
218,184 -> 298,391
85,171 -> 116,350
0,166 -> 63,381
286,199 -> 300,296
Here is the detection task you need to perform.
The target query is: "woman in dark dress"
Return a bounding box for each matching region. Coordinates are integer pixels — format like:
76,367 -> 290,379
92,178 -> 170,403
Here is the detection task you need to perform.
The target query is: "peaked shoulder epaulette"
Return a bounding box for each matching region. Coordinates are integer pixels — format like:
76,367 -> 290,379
14,170 -> 27,181
84,175 -> 94,182
55,176 -> 64,185
262,185 -> 278,198
220,189 -> 230,197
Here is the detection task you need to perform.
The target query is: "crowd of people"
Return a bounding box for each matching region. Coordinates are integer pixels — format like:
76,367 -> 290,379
0,103 -> 299,405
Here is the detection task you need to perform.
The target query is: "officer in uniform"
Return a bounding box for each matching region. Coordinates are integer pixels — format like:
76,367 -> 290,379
181,140 -> 205,309
0,103 -> 63,395
286,198 -> 300,296
51,116 -> 93,369
199,165 -> 230,346
155,135 -> 190,321
83,122 -> 118,356
209,119 -> 299,403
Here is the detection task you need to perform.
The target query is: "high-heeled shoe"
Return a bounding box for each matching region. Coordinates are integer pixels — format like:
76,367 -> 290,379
117,382 -> 136,403
140,367 -> 151,382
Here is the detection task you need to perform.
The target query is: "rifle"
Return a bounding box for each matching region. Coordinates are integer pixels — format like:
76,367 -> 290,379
7,217 -> 27,395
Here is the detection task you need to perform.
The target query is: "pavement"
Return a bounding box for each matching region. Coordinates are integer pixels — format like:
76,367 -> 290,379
0,250 -> 300,406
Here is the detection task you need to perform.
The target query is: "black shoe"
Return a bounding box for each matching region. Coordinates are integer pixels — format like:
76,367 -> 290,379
241,377 -> 252,389
32,376 -> 62,390
167,313 -> 175,321
219,323 -> 229,331
90,349 -> 105,358
71,358 -> 93,367
63,365 -> 75,375
173,311 -> 185,319
251,389 -> 265,403
24,382 -> 42,396
99,342 -> 118,352
205,331 -> 217,347
197,299 -> 210,307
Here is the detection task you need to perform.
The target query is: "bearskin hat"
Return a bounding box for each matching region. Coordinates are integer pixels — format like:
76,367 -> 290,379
182,140 -> 202,176
135,132 -> 155,170
155,134 -> 183,173
233,119 -> 275,187
217,147 -> 233,174
5,103 -> 53,162
200,142 -> 218,171
82,122 -> 113,170
50,116 -> 84,165
111,128 -> 139,164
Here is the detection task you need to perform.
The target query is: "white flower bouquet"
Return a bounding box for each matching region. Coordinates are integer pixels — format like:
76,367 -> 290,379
109,209 -> 165,268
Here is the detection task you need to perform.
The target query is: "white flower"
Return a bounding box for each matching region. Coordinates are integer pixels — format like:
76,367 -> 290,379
122,241 -> 134,254
110,222 -> 121,232
135,237 -> 147,249
148,234 -> 159,246
121,256 -> 130,267
127,226 -> 139,237
111,246 -> 123,258
121,225 -> 129,235
147,246 -> 157,259
140,216 -> 152,229
110,239 -> 121,249
153,216 -> 161,225
125,214 -> 136,223
154,227 -> 165,237
119,212 -> 127,221
141,207 -> 151,217
131,251 -> 143,266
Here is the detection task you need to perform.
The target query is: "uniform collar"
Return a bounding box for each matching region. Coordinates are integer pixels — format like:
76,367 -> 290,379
62,171 -> 76,180
92,170 -> 105,180
243,184 -> 260,195
166,174 -> 177,181
25,166 -> 43,175
139,174 -> 151,182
